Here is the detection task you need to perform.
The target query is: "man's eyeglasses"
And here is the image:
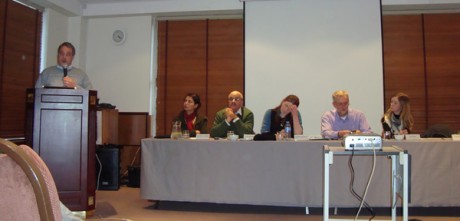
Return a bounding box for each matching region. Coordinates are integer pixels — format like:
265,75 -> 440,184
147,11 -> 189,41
228,97 -> 242,102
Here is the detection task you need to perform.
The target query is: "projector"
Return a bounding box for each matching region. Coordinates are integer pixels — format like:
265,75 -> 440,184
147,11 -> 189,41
343,133 -> 382,150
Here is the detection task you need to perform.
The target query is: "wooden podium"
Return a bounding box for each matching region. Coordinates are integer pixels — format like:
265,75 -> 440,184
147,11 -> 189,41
25,88 -> 97,212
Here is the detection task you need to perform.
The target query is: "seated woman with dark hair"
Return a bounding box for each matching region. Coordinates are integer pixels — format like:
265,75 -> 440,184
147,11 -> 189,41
259,95 -> 303,139
382,92 -> 414,136
173,93 -> 208,137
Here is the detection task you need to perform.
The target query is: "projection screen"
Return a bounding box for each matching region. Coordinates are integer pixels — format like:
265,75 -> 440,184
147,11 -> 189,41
244,0 -> 384,135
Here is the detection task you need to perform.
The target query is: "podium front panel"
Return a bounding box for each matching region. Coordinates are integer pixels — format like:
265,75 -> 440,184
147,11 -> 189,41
40,109 -> 83,191
26,88 -> 97,212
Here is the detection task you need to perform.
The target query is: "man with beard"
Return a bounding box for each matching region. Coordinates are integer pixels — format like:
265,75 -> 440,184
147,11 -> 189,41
210,91 -> 255,138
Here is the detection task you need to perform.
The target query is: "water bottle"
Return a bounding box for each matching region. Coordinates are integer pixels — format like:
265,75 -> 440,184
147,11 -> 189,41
284,121 -> 292,139
384,131 -> 392,140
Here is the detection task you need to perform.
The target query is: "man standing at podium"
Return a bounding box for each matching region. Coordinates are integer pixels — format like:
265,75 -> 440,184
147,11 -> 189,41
35,42 -> 93,89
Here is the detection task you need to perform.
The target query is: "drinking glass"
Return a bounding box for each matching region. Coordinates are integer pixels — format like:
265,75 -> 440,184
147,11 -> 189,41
227,131 -> 234,139
182,130 -> 190,139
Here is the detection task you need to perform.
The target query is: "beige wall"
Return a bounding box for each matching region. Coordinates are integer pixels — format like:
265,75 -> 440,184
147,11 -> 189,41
42,10 -> 152,112
39,0 -> 460,136
85,16 -> 152,113
42,8 -> 68,70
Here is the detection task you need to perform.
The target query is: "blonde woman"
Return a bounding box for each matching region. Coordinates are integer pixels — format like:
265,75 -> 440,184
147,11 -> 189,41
382,92 -> 414,135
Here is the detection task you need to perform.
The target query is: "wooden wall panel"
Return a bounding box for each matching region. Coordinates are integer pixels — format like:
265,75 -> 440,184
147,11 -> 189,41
156,21 -> 167,135
118,112 -> 149,177
207,19 -> 244,122
165,20 -> 207,134
424,14 -> 460,133
382,15 -> 426,134
118,112 -> 149,146
0,0 -> 41,138
0,0 -> 5,84
99,109 -> 119,144
157,16 -> 460,136
155,19 -> 244,136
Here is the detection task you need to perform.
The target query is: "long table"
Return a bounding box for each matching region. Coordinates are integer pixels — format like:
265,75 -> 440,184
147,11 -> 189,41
140,138 -> 460,208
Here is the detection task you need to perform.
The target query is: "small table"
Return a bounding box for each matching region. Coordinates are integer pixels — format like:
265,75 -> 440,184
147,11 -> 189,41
323,146 -> 409,221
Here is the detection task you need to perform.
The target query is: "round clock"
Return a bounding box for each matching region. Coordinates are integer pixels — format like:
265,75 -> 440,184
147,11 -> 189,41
112,29 -> 126,45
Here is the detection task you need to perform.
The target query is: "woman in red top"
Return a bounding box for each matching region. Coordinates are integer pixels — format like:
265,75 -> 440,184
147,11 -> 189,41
173,93 -> 208,137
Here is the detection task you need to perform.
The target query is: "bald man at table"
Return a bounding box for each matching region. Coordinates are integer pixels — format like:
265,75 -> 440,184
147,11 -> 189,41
210,91 -> 255,138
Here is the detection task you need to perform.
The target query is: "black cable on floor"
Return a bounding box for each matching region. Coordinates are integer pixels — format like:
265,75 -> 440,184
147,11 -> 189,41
348,149 -> 376,220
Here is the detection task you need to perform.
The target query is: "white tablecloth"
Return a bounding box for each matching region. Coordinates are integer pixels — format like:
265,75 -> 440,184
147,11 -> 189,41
140,138 -> 460,207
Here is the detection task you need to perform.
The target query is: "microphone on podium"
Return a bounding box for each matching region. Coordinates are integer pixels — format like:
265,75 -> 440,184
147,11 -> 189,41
63,64 -> 68,77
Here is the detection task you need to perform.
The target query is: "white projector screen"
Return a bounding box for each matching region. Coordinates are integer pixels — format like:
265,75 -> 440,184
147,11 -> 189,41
244,0 -> 384,135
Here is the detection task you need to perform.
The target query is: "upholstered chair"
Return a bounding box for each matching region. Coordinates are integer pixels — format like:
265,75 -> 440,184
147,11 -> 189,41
0,138 -> 62,221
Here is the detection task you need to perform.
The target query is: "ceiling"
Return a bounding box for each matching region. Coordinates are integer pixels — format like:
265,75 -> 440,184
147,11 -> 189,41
80,0 -> 460,15
76,0 -> 242,17
19,0 -> 460,17
79,0 -> 169,3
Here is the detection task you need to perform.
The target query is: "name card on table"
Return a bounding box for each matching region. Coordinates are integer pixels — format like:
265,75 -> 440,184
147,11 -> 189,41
196,134 -> 210,140
452,134 -> 460,141
294,135 -> 323,141
405,134 -> 421,140
243,134 -> 255,140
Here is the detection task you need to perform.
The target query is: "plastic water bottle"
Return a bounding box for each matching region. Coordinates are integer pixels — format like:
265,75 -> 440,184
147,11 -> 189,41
284,121 -> 292,139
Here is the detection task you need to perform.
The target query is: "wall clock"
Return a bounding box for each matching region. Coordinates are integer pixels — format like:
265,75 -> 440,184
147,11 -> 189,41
112,29 -> 126,45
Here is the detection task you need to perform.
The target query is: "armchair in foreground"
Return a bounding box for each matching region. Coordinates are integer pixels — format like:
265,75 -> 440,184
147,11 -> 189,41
0,138 -> 62,221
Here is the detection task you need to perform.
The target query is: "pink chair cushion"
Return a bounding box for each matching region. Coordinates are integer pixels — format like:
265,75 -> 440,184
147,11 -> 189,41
0,143 -> 63,221
19,144 -> 63,221
0,154 -> 41,221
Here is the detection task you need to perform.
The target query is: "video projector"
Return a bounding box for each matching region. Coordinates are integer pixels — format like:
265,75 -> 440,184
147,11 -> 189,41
343,133 -> 382,150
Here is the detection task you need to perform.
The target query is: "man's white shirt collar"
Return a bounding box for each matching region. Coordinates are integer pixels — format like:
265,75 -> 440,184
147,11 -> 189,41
57,65 -> 73,70
236,108 -> 242,116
